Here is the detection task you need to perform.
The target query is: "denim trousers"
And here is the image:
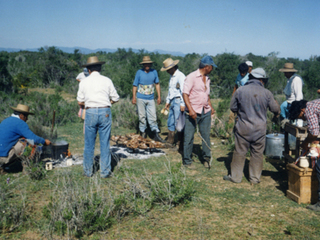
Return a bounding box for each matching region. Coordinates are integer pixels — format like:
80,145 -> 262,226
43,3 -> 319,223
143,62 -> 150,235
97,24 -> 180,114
183,110 -> 211,165
136,98 -> 159,133
280,101 -> 291,119
167,98 -> 181,131
84,108 -> 112,178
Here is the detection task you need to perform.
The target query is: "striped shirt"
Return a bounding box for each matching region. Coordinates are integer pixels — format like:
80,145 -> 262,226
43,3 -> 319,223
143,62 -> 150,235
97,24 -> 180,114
305,99 -> 320,136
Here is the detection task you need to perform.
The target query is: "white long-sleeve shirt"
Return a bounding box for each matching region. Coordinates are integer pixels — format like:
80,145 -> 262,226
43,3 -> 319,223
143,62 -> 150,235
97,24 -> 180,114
165,69 -> 186,106
283,74 -> 303,104
77,71 -> 119,108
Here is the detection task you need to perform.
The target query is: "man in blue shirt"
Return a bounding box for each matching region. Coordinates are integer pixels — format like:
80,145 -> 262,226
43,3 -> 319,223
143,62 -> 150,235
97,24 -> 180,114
132,56 -> 164,142
0,104 -> 51,174
161,58 -> 185,149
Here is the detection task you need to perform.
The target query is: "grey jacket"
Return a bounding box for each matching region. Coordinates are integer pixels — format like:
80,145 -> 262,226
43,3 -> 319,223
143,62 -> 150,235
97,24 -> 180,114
230,79 -> 280,141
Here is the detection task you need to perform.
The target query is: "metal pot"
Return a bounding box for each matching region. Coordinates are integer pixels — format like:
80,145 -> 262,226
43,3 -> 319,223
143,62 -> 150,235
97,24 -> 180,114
265,133 -> 284,158
51,140 -> 69,160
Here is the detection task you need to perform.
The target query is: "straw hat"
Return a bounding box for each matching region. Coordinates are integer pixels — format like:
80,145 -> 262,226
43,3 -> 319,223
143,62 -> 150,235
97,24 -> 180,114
160,58 -> 179,71
279,63 -> 298,72
82,56 -> 105,67
10,104 -> 34,115
140,56 -> 154,64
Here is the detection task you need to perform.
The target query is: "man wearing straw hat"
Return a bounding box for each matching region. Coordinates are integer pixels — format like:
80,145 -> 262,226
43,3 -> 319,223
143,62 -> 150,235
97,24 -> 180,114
183,56 -> 217,169
279,63 -> 304,125
132,56 -> 165,142
77,56 -> 119,178
160,58 -> 186,148
0,104 -> 51,174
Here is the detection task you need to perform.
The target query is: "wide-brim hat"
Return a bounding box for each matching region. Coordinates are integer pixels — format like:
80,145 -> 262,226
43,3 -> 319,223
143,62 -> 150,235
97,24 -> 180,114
279,63 -> 298,72
140,56 -> 154,64
249,67 -> 268,79
82,56 -> 105,67
160,58 -> 179,71
10,104 -> 34,115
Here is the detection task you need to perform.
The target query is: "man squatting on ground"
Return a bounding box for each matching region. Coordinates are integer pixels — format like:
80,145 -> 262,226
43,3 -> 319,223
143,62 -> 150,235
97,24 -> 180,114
77,56 -> 120,178
289,99 -> 320,211
223,68 -> 280,184
160,58 -> 186,149
0,104 -> 51,173
132,56 -> 165,142
182,56 -> 216,169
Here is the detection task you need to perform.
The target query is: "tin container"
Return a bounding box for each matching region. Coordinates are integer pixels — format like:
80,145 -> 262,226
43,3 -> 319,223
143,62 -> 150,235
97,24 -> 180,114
265,133 -> 284,158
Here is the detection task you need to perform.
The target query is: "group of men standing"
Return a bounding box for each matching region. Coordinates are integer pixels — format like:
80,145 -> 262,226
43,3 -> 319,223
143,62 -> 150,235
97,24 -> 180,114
75,55 -> 219,178
2,53 -> 320,213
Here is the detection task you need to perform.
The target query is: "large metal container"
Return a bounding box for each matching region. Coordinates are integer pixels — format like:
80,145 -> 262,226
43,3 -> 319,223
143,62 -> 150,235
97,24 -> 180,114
51,140 -> 69,160
265,133 -> 284,158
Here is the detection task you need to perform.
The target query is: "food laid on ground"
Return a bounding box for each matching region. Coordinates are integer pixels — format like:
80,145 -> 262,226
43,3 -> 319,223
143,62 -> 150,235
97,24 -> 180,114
111,133 -> 165,149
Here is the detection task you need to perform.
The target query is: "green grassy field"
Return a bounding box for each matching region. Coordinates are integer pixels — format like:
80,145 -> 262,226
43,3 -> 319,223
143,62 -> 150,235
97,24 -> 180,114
1,120 -> 320,239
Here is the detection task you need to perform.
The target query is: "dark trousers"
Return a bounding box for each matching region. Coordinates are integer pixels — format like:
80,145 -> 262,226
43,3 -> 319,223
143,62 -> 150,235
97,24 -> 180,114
183,110 -> 211,165
229,132 -> 265,183
316,159 -> 320,200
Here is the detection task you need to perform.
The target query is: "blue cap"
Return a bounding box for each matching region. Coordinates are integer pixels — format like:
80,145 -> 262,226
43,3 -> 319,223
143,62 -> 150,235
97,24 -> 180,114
201,56 -> 217,68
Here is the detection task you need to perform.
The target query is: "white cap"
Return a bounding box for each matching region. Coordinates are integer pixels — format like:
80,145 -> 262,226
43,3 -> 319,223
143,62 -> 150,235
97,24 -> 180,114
250,68 -> 267,79
246,61 -> 253,67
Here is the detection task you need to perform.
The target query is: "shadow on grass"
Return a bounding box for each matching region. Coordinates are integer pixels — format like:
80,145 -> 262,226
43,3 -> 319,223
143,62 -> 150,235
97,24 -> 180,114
263,157 -> 288,194
93,152 -> 122,174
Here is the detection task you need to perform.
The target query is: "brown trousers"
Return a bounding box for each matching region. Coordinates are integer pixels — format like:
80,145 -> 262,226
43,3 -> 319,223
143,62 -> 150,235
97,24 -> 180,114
0,141 -> 25,166
229,132 -> 266,183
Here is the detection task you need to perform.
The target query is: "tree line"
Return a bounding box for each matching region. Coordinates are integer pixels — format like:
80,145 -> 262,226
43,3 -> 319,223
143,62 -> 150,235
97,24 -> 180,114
1,46 -> 320,100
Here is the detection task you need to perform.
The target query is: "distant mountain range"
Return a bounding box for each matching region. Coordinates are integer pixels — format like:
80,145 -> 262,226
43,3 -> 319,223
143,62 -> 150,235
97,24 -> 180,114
0,46 -> 186,57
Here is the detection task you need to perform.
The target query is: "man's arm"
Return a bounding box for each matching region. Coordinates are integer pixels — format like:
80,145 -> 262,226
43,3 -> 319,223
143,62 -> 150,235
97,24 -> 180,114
183,93 -> 196,120
208,97 -> 215,116
155,83 -> 161,105
132,86 -> 137,104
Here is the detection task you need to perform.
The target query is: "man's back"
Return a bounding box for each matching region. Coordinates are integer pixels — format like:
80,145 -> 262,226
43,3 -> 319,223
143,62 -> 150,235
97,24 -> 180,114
231,79 -> 279,141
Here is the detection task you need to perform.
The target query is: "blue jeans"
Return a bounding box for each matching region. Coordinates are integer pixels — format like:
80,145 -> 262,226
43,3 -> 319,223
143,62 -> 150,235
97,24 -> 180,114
280,101 -> 291,119
167,98 -> 181,131
136,98 -> 159,133
183,110 -> 211,165
84,108 -> 112,178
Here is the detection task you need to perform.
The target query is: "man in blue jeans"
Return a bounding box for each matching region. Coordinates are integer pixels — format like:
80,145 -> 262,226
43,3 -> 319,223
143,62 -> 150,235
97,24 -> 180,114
161,58 -> 186,147
182,56 -> 217,169
132,56 -> 164,142
77,56 -> 119,178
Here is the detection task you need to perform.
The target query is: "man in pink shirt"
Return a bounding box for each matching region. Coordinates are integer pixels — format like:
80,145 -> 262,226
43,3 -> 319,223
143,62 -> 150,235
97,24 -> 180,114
182,56 -> 216,168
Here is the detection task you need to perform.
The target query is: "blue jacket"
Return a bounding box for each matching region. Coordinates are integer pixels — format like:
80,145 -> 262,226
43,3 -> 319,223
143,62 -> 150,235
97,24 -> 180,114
0,117 -> 45,157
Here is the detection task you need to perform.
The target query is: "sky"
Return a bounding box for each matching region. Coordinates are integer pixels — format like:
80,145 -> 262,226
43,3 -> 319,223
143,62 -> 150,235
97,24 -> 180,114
0,0 -> 319,60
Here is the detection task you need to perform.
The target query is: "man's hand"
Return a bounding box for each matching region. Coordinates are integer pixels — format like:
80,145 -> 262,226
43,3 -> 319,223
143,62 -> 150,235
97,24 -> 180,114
211,107 -> 215,116
189,109 -> 197,120
45,139 -> 51,146
78,101 -> 84,107
132,98 -> 136,105
180,106 -> 185,112
157,97 -> 161,105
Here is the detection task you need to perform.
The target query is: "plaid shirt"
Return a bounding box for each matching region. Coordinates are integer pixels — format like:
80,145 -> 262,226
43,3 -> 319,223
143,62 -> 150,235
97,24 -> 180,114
305,99 -> 320,136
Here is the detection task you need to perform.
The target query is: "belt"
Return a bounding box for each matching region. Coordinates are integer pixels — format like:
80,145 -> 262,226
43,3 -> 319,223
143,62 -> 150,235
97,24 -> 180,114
85,106 -> 110,109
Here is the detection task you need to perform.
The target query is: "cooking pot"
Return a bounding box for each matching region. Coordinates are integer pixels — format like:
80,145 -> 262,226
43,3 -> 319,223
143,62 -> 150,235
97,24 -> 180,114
51,140 -> 69,160
265,133 -> 284,158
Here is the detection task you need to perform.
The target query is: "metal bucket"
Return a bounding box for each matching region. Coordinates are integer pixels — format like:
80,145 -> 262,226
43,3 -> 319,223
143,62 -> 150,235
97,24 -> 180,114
265,133 -> 284,158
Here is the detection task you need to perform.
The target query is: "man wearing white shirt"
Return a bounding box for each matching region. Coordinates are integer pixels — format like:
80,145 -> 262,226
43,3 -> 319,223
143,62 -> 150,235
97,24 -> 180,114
279,63 -> 304,122
77,56 -> 119,178
161,58 -> 186,148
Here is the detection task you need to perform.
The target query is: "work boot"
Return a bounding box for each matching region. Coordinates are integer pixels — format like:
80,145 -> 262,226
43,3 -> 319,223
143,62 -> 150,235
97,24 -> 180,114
153,130 -> 165,143
166,131 -> 175,144
306,201 -> 320,211
140,131 -> 147,139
